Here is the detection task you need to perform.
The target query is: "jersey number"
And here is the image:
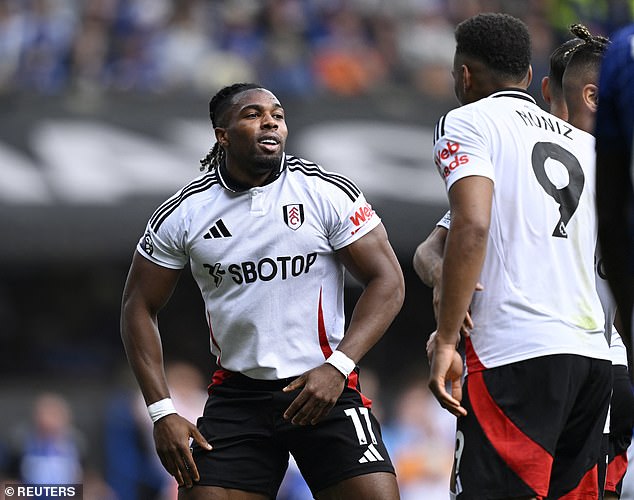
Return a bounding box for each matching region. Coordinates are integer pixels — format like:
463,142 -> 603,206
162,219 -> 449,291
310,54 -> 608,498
531,142 -> 585,238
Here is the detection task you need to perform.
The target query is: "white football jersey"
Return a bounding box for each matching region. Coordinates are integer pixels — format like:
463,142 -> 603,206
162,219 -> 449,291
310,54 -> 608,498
433,90 -> 609,372
596,252 -> 629,367
439,210 -> 625,367
138,155 -> 381,379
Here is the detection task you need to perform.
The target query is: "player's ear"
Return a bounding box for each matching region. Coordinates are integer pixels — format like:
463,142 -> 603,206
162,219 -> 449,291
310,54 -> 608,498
215,127 -> 229,148
461,64 -> 472,92
525,65 -> 533,87
541,76 -> 552,105
584,83 -> 598,112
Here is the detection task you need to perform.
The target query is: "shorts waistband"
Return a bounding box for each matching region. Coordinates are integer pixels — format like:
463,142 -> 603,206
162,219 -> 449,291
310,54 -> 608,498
210,370 -> 298,391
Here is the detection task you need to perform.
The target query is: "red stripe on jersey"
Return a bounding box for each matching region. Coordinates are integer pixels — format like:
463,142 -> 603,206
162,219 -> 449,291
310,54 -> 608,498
558,464 -> 599,499
605,450 -> 629,493
465,337 -> 487,373
317,287 -> 333,358
207,310 -> 223,366
316,287 -> 371,408
469,371 -> 552,497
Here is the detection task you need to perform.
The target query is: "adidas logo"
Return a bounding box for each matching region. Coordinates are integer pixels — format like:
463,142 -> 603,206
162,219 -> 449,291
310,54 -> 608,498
358,444 -> 384,463
204,219 -> 232,239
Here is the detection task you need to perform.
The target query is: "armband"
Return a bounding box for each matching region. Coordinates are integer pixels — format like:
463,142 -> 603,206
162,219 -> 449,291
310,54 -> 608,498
147,398 -> 177,423
326,350 -> 356,378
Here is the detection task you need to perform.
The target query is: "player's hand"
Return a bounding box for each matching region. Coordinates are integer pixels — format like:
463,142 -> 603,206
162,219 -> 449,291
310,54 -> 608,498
428,336 -> 466,417
153,413 -> 212,488
282,364 -> 346,425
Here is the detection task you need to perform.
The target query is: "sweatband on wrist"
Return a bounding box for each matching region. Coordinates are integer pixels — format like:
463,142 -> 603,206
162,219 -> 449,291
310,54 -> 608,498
147,398 -> 177,423
326,350 -> 356,378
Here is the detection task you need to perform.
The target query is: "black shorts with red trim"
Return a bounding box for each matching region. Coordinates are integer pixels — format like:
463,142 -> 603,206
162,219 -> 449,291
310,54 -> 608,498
605,364 -> 634,496
190,371 -> 395,497
452,354 -> 612,500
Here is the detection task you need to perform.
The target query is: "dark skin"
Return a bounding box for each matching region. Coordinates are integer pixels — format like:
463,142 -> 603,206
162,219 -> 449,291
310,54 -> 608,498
428,52 -> 529,418
121,88 -> 404,498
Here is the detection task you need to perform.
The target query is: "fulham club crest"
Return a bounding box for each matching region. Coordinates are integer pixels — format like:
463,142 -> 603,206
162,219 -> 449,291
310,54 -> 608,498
283,204 -> 304,230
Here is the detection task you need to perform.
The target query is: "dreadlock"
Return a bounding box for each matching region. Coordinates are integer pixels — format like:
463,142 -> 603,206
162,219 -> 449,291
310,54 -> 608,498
199,82 -> 264,172
569,23 -> 609,50
564,24 -> 609,84
562,24 -> 610,127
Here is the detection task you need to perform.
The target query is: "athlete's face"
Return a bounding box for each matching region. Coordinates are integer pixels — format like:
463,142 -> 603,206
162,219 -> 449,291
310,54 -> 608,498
218,88 -> 288,182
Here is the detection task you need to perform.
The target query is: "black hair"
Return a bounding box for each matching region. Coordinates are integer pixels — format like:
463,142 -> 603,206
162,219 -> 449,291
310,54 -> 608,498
200,82 -> 264,172
455,13 -> 531,81
562,24 -> 609,123
565,24 -> 609,77
548,37 -> 584,93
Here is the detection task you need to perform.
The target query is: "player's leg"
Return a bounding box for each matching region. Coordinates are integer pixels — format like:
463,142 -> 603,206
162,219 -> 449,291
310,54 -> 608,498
314,471 -> 399,500
187,375 -> 291,499
283,378 -> 398,500
179,486 -> 269,500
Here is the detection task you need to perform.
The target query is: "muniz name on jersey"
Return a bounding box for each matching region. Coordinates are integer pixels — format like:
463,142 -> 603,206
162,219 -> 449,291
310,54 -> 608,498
434,106 -> 574,180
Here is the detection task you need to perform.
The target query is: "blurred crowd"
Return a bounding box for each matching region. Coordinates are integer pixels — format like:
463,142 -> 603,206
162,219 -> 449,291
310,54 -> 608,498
0,0 -> 633,101
0,362 -> 458,500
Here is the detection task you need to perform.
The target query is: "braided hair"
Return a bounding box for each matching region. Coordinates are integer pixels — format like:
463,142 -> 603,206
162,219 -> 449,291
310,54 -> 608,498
199,83 -> 264,172
564,24 -> 609,85
562,24 -> 609,126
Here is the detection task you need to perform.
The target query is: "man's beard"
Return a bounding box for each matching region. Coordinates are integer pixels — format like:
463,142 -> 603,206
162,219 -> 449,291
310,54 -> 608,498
252,154 -> 281,175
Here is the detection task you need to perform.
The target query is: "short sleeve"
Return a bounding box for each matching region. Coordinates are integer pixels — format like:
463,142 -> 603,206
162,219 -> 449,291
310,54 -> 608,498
136,206 -> 189,269
433,107 -> 494,192
328,192 -> 381,250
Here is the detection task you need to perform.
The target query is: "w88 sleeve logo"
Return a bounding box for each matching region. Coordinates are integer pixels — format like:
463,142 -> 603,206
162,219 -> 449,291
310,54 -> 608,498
531,142 -> 585,238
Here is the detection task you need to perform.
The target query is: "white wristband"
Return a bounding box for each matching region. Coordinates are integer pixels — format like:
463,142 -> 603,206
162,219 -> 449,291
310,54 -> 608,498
147,398 -> 177,423
326,350 -> 356,378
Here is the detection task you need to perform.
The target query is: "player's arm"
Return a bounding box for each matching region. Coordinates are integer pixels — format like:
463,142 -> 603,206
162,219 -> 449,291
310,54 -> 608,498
413,224 -> 447,290
120,251 -> 211,487
283,223 -> 404,425
414,220 -> 481,358
428,175 -> 493,416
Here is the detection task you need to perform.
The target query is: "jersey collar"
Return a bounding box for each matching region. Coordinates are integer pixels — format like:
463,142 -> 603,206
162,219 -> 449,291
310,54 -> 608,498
490,88 -> 536,104
216,155 -> 287,192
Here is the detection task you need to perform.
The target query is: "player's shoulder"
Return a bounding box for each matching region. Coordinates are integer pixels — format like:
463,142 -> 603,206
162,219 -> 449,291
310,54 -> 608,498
148,170 -> 221,232
433,93 -> 518,144
284,154 -> 361,202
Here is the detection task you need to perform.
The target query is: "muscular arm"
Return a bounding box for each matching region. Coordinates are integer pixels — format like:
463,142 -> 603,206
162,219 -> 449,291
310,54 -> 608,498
334,222 -> 405,362
120,251 -> 210,487
413,225 -> 447,290
121,251 -> 181,404
428,176 -> 493,416
283,223 -> 405,424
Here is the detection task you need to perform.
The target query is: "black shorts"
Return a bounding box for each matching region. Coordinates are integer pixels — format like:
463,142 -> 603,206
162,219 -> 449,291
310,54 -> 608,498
190,373 -> 395,497
453,354 -> 612,499
605,364 -> 634,496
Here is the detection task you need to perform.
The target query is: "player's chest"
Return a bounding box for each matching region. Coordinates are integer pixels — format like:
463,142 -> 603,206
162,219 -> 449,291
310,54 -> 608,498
186,189 -> 330,262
